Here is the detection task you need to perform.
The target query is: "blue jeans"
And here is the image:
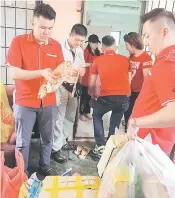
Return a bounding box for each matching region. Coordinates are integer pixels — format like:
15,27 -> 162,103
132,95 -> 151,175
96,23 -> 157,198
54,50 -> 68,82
13,104 -> 57,173
92,96 -> 129,146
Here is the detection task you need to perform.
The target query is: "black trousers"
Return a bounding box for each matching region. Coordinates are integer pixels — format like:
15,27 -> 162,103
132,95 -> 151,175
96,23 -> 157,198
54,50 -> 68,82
124,92 -> 139,131
80,86 -> 91,115
91,95 -> 129,146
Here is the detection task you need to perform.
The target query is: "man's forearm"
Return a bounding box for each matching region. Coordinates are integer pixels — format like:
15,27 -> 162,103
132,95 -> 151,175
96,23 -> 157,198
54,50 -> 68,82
135,102 -> 175,128
89,74 -> 98,97
86,63 -> 91,67
10,66 -> 43,80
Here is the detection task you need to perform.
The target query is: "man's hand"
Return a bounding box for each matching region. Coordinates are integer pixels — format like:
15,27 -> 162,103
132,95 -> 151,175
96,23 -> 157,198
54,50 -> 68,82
41,68 -> 57,84
127,118 -> 139,140
79,67 -> 86,77
71,69 -> 79,77
71,68 -> 86,77
88,86 -> 98,99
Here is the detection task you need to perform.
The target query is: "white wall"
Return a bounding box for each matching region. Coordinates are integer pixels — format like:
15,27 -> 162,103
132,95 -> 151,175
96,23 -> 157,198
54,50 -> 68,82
44,0 -> 81,43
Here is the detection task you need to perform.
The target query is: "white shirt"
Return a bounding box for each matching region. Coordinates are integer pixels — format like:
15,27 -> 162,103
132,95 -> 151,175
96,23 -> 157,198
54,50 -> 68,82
61,39 -> 86,69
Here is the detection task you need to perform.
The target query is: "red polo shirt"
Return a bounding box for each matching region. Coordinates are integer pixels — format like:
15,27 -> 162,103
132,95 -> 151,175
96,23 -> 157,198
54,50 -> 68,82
131,45 -> 175,154
130,51 -> 152,92
91,50 -> 131,96
6,32 -> 64,108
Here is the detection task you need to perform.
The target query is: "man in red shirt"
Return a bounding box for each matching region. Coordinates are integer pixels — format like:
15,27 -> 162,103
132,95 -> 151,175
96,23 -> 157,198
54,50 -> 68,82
127,8 -> 175,155
6,3 -> 64,175
89,35 -> 130,160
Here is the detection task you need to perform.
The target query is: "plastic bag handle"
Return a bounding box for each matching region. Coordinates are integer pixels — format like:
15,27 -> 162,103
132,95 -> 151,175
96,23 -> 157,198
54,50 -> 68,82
136,137 -> 143,143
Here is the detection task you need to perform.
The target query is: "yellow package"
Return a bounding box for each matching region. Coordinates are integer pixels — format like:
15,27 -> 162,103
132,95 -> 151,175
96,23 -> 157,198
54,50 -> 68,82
0,82 -> 15,143
39,176 -> 100,198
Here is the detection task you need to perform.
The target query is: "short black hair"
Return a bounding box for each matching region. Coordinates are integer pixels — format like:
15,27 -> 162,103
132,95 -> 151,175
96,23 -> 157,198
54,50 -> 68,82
34,3 -> 56,20
102,35 -> 115,47
70,24 -> 88,37
141,8 -> 175,26
124,32 -> 144,50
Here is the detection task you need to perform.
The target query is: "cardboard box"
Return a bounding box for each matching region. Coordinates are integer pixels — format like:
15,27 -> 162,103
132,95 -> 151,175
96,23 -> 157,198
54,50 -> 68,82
97,135 -> 128,177
38,176 -> 100,198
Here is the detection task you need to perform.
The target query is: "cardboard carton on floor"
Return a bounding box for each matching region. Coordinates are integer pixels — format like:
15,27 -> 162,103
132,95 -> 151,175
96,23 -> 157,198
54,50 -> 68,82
38,176 -> 100,198
97,135 -> 128,177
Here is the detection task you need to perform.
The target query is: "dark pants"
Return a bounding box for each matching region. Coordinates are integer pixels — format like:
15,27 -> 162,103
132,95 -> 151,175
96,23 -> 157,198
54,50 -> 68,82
124,92 -> 139,131
92,95 -> 129,146
13,104 -> 56,173
80,86 -> 91,115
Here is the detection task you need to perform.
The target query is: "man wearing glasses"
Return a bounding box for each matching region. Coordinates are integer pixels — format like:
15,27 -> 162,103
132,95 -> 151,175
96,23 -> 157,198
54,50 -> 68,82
51,24 -> 87,163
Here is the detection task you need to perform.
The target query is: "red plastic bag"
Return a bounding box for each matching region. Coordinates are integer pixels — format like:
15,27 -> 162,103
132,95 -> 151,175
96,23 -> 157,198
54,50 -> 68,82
0,151 -> 28,198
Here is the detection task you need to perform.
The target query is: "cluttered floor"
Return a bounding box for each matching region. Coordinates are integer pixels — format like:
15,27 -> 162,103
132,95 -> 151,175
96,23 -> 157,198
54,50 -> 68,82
28,112 -> 125,176
29,139 -> 98,176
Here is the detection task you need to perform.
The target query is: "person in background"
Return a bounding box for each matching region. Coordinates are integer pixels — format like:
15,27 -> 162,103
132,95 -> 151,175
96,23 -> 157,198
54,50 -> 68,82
123,32 -> 152,132
6,3 -> 64,176
89,35 -> 130,161
80,34 -> 101,121
127,8 -> 175,156
51,24 -> 88,163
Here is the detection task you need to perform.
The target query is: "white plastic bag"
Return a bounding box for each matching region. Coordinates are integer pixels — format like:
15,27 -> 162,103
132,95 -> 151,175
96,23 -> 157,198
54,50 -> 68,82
98,137 -> 175,198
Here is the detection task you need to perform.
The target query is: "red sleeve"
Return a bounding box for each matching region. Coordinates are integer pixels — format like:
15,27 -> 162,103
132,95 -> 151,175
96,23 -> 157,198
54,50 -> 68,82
91,61 -> 98,74
152,62 -> 175,106
142,54 -> 152,69
56,43 -> 64,66
5,37 -> 22,68
84,49 -> 89,62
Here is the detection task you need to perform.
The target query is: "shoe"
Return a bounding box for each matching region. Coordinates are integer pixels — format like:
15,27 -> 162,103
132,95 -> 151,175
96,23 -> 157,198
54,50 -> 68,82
89,145 -> 105,161
31,132 -> 40,139
62,142 -> 77,151
25,172 -> 43,198
51,150 -> 67,163
79,114 -> 88,121
122,120 -> 126,126
84,114 -> 92,120
38,167 -> 53,176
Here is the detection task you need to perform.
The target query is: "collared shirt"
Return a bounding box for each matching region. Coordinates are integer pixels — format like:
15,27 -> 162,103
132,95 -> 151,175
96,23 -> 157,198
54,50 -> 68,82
91,50 -> 131,96
131,45 -> 175,154
6,32 -> 64,108
61,39 -> 86,69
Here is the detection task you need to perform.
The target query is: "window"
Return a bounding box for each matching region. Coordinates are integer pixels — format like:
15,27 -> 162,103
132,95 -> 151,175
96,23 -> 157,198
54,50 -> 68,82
0,0 -> 41,85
